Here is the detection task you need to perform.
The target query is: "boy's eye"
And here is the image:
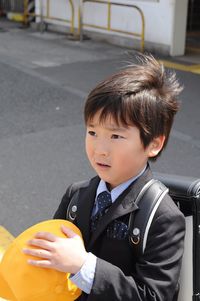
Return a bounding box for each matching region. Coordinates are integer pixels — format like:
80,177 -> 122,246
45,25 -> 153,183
88,130 -> 96,137
111,134 -> 124,139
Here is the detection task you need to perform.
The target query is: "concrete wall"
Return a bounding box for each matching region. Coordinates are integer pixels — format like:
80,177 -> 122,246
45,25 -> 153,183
35,0 -> 189,56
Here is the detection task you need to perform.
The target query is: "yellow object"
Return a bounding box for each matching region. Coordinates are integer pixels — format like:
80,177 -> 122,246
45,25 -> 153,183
160,60 -> 200,75
7,12 -> 25,22
0,226 -> 14,301
0,220 -> 82,301
23,0 -> 75,34
0,226 -> 14,262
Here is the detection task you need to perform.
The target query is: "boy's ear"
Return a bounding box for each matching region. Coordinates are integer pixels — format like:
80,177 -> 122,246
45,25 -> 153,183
148,136 -> 166,158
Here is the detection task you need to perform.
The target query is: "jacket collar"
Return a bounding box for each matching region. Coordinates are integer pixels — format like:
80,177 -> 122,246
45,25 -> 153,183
76,165 -> 153,248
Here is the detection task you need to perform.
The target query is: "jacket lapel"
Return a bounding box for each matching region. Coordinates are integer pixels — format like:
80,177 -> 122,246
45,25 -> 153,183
76,177 -> 100,248
88,166 -> 153,248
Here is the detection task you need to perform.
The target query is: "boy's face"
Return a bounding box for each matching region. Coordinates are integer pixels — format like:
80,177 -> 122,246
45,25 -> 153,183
85,111 -> 156,189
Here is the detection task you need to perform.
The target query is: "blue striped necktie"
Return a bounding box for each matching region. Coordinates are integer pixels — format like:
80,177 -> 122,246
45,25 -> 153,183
91,191 -> 112,232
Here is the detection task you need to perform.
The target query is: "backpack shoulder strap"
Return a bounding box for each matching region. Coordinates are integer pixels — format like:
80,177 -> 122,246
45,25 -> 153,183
129,179 -> 169,258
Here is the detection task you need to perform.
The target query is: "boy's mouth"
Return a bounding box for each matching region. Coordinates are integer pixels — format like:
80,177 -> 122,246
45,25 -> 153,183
96,162 -> 111,168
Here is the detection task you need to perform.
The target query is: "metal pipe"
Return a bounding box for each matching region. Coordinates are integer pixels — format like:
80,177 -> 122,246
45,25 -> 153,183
23,0 -> 74,36
83,23 -> 141,37
68,0 -> 75,34
40,0 -> 44,33
107,0 -> 111,31
47,0 -> 50,19
23,0 -> 28,25
80,0 -> 145,52
78,0 -> 84,41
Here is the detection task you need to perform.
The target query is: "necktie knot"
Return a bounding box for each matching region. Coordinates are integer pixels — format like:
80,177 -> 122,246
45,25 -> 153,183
96,191 -> 112,215
91,191 -> 112,232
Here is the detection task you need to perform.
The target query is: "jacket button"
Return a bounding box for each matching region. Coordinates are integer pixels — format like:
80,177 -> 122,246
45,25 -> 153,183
72,205 -> 77,213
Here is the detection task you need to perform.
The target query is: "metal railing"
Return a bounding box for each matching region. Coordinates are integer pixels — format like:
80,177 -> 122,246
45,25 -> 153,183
0,0 -> 24,13
1,0 -> 145,51
78,0 -> 145,52
23,0 -> 75,35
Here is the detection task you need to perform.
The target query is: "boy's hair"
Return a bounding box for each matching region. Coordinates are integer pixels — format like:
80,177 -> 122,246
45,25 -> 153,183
84,54 -> 183,160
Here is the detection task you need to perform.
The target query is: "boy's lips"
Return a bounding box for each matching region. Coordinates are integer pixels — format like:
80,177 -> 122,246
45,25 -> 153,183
96,162 -> 111,168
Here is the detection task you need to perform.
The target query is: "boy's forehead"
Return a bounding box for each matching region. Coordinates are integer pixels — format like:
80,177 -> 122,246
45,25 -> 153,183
87,112 -> 131,130
87,112 -> 120,126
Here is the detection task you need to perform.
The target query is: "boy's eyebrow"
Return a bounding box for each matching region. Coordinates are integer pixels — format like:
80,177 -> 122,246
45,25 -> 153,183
106,126 -> 127,132
87,123 -> 127,132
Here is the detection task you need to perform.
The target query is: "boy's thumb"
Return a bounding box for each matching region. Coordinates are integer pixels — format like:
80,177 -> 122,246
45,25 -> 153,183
61,225 -> 77,238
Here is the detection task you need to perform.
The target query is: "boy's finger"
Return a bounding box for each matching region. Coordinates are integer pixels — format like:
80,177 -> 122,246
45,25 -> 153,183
27,238 -> 52,250
27,259 -> 52,268
33,231 -> 56,242
61,225 -> 77,238
23,248 -> 51,259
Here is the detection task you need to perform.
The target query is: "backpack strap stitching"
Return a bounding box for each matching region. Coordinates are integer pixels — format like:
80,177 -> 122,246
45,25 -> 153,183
142,186 -> 169,253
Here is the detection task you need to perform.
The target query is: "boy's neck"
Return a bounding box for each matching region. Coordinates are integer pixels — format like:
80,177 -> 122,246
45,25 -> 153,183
105,164 -> 148,192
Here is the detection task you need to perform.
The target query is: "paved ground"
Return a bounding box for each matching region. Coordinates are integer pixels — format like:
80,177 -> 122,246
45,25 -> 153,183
0,19 -> 199,235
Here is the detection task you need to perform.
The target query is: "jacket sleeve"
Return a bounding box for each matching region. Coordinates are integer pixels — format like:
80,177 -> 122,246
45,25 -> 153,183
87,195 -> 186,301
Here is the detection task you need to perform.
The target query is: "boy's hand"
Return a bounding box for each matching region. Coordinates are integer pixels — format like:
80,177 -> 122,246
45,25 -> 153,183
23,225 -> 88,274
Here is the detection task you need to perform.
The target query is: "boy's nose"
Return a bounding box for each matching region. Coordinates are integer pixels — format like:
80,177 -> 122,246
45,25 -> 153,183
94,140 -> 109,156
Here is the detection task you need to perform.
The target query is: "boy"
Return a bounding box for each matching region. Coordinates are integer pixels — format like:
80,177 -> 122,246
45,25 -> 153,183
23,54 -> 185,301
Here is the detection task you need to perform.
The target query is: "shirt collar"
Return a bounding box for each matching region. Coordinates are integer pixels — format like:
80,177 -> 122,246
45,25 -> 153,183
96,164 -> 147,203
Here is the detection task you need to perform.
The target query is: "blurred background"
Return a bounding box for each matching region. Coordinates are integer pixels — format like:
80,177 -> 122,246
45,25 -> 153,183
0,0 -> 199,235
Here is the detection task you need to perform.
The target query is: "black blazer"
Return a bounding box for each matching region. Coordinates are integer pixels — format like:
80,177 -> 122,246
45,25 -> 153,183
54,167 -> 185,301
